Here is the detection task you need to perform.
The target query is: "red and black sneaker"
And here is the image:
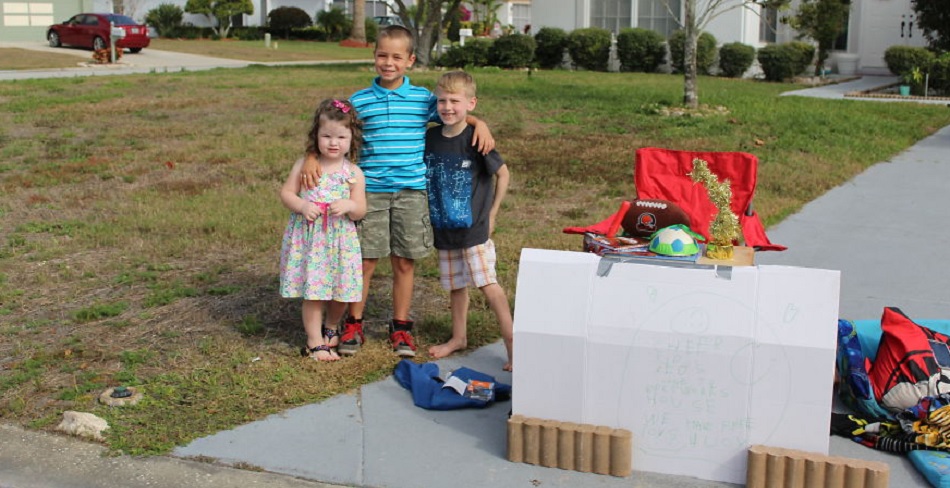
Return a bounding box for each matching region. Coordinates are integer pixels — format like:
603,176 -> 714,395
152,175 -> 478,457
338,316 -> 364,356
389,320 -> 416,357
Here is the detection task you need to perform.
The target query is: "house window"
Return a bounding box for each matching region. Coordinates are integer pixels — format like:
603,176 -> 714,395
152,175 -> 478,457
759,6 -> 777,43
591,0 -> 632,33
833,12 -> 849,50
367,1 -> 390,17
512,3 -> 531,33
637,0 -> 680,38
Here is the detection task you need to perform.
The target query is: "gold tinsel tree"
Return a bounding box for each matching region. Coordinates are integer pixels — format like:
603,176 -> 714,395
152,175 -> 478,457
689,158 -> 740,260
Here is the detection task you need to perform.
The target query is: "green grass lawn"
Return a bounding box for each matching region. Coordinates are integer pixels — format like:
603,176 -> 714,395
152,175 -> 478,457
1,66 -> 949,455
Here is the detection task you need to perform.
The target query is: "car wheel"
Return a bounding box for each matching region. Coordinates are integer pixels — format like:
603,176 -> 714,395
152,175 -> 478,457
129,48 -> 142,53
93,36 -> 106,51
48,31 -> 61,47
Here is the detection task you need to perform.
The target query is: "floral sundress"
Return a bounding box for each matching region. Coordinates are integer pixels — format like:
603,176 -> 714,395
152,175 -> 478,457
279,160 -> 362,301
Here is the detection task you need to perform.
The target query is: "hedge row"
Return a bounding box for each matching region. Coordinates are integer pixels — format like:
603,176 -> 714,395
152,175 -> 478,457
438,26 -> 758,78
885,46 -> 950,94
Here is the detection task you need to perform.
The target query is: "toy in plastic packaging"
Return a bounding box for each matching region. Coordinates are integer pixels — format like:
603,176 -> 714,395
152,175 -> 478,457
442,373 -> 494,401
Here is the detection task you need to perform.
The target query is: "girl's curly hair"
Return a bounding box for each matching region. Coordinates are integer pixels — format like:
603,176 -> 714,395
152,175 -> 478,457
306,98 -> 363,164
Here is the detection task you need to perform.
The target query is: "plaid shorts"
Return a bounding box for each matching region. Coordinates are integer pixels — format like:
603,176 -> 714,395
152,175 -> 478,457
438,240 -> 498,291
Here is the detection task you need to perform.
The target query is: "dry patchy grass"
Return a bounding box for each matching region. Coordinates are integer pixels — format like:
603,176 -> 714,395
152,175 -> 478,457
1,66 -> 950,454
149,39 -> 375,62
0,48 -> 89,70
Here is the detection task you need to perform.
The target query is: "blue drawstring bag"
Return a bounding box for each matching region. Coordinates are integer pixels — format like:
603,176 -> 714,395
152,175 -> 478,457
393,359 -> 511,410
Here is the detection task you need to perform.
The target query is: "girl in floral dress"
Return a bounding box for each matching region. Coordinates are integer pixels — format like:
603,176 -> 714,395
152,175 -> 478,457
279,99 -> 366,361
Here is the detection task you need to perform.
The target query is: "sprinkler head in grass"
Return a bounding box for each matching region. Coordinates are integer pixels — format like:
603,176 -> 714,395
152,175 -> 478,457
99,386 -> 143,406
111,386 -> 133,398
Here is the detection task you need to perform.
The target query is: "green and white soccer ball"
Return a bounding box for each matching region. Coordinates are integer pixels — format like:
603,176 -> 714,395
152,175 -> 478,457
648,224 -> 703,256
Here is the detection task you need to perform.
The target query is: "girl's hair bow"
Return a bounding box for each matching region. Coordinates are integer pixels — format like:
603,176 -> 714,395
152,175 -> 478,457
332,99 -> 350,113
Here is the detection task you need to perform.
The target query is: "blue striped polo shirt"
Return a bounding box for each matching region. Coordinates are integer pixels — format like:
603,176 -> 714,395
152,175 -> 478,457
350,76 -> 438,193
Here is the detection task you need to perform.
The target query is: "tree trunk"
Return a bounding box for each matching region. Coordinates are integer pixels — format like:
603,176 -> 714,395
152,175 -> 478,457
411,0 -> 463,68
683,1 -> 699,109
348,0 -> 366,44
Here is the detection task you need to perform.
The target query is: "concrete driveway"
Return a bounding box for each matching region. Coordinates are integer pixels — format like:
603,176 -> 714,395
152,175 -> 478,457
0,40 -> 253,79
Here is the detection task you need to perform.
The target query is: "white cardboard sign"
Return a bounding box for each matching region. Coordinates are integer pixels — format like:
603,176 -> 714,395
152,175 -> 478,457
512,249 -> 840,484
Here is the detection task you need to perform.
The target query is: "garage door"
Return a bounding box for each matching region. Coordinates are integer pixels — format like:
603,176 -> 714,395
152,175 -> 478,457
1,0 -> 74,42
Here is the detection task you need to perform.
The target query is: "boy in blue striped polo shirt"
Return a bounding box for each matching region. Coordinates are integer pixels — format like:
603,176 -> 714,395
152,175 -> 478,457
301,25 -> 494,358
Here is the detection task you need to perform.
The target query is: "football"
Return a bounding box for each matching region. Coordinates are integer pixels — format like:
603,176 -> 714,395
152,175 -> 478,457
621,199 -> 691,238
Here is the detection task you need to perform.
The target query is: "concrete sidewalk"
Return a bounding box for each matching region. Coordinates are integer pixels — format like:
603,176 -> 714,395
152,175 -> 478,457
171,118 -> 950,488
0,73 -> 948,487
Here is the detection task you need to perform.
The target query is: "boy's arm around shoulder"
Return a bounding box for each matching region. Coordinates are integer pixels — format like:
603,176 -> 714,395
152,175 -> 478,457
280,158 -> 318,221
489,162 -> 509,236
300,153 -> 323,190
465,114 -> 495,155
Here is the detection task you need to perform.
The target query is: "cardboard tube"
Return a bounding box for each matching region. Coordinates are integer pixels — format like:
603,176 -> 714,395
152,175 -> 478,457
523,418 -> 541,465
507,415 -> 525,463
866,466 -> 890,488
575,424 -> 595,473
825,462 -> 845,487
786,455 -> 805,488
540,420 -> 560,468
764,453 -> 785,488
609,428 -> 632,477
845,463 -> 866,488
746,447 -> 768,488
557,422 -> 577,471
803,456 -> 826,487
592,425 -> 613,475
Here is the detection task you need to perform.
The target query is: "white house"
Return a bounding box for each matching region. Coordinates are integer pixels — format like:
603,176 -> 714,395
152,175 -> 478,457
531,0 -> 929,75
0,0 -> 529,42
0,0 -> 376,41
4,0 -> 925,74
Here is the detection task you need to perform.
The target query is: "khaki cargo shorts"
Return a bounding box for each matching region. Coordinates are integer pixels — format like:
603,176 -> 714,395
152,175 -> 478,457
358,189 -> 433,260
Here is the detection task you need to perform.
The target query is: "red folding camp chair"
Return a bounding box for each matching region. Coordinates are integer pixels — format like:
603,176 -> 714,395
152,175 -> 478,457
633,147 -> 785,251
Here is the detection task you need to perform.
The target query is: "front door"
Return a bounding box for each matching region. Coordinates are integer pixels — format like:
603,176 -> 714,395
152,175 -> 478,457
857,0 -> 928,74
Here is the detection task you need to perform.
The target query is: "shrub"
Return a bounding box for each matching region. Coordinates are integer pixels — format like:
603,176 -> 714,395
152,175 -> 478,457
438,38 -> 493,68
232,26 -> 264,40
488,33 -> 536,68
365,18 -> 378,43
145,4 -> 184,38
291,26 -> 327,41
534,27 -> 568,69
930,54 -> 950,94
718,42 -> 756,78
567,27 -> 612,71
316,7 -> 349,41
668,30 -> 718,74
174,25 -> 213,39
616,27 -> 666,73
757,42 -> 815,81
787,41 -> 816,73
268,6 -> 312,39
883,45 -> 936,77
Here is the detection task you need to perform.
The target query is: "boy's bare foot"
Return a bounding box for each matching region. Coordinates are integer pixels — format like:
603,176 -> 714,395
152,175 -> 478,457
428,338 -> 467,359
503,361 -> 512,372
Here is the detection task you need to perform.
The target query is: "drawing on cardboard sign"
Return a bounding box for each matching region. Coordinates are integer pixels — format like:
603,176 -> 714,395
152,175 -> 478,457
512,249 -> 840,484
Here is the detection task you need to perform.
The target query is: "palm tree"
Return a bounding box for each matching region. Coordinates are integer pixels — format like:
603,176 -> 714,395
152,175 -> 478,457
347,0 -> 366,45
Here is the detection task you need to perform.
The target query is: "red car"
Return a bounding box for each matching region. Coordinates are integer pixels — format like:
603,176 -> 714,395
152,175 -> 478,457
47,13 -> 150,53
